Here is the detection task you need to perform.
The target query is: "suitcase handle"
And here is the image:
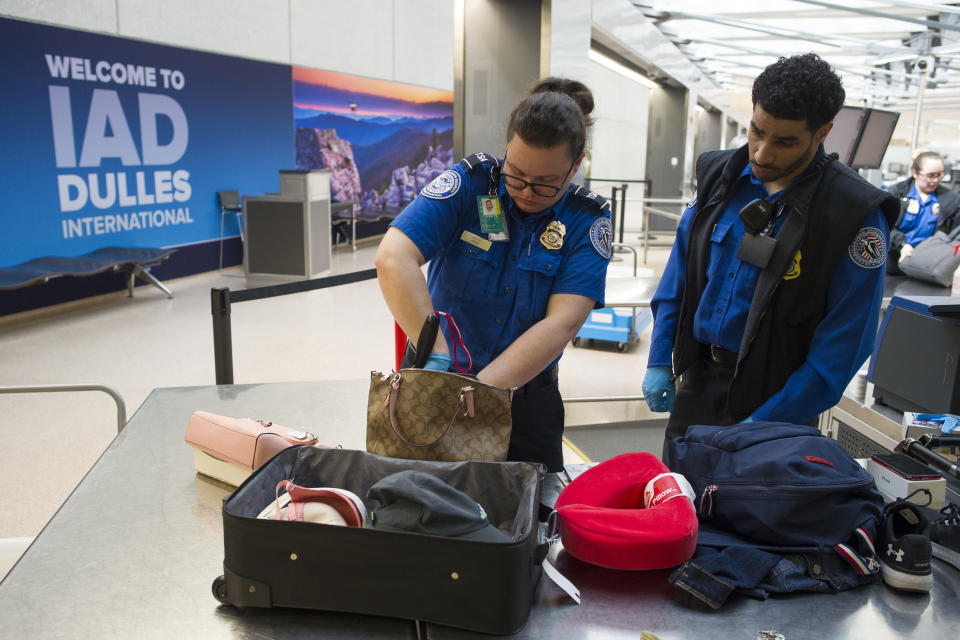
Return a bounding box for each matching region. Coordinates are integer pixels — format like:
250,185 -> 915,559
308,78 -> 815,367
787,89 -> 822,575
385,378 -> 475,448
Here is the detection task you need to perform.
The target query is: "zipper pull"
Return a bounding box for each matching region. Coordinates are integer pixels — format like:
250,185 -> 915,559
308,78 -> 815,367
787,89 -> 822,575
700,484 -> 718,516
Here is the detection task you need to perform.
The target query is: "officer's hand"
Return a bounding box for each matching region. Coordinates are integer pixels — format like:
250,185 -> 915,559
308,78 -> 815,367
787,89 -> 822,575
422,353 -> 451,371
642,366 -> 676,412
740,416 -> 753,424
899,244 -> 914,262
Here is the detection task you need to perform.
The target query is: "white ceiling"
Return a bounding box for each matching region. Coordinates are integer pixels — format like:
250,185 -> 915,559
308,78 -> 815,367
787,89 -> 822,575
628,0 -> 960,159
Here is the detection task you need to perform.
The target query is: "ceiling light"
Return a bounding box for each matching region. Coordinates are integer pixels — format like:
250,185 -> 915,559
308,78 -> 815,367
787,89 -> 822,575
588,49 -> 660,89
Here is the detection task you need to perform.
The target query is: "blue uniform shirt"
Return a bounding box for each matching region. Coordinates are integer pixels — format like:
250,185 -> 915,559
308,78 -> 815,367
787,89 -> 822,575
898,184 -> 941,246
391,158 -> 612,373
648,163 -> 890,423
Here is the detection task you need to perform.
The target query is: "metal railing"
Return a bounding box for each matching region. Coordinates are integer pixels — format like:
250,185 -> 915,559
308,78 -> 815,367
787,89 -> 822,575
586,178 -> 652,250
0,384 -> 127,432
637,197 -> 686,264
586,178 -> 688,264
563,395 -> 644,403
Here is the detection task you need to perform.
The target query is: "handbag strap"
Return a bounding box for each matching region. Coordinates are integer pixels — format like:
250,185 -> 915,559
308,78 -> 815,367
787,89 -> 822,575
384,373 -> 476,448
273,480 -> 301,521
947,224 -> 960,242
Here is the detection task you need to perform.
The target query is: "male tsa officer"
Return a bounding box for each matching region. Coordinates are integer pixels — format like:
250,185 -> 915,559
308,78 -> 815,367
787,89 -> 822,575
642,53 -> 899,448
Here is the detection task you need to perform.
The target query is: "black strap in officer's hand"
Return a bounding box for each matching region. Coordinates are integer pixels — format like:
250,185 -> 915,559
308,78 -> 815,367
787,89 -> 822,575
412,313 -> 440,368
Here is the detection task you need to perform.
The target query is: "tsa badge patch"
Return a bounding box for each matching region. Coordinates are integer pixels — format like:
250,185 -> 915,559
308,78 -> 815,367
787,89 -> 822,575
421,170 -> 461,200
847,227 -> 886,269
783,250 -> 802,280
589,217 -> 613,259
540,220 -> 566,250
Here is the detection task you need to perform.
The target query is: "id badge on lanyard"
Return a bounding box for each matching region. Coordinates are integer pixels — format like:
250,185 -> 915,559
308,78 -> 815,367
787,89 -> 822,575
477,195 -> 509,242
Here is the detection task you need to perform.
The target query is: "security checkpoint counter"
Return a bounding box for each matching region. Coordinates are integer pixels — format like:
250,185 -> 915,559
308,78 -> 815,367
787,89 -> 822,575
0,380 -> 957,639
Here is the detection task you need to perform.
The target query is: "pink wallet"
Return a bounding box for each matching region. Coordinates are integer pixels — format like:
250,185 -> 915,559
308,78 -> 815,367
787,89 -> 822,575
185,410 -> 320,486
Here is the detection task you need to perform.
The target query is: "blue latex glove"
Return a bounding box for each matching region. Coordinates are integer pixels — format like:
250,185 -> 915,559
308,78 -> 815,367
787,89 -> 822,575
422,353 -> 451,372
642,366 -> 676,412
741,417 -> 753,423
913,413 -> 960,434
942,416 -> 959,434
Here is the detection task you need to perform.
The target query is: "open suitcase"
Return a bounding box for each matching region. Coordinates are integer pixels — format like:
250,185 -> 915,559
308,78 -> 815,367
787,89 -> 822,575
212,446 -> 547,635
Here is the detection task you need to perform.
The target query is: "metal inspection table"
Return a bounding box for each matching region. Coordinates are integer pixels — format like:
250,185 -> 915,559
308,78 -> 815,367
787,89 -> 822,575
883,273 -> 952,308
0,380 -> 957,639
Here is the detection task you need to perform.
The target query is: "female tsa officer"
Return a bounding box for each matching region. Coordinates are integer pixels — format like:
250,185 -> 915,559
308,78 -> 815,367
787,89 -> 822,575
374,77 -> 613,472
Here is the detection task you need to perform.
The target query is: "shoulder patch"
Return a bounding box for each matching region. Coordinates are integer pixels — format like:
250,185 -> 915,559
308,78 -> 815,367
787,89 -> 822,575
589,217 -> 613,259
421,169 -> 461,200
847,227 -> 886,269
569,184 -> 611,213
687,191 -> 697,208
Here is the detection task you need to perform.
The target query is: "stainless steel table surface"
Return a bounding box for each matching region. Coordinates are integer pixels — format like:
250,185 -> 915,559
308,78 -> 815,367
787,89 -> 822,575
0,380 -> 416,640
883,273 -> 953,304
2,380 -> 959,639
602,275 -> 660,308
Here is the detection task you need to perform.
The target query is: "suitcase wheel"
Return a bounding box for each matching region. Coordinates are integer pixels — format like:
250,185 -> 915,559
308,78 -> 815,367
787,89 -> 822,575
212,575 -> 230,604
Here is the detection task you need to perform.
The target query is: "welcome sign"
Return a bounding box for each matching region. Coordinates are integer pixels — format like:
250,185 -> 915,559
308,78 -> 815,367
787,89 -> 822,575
0,17 -> 293,266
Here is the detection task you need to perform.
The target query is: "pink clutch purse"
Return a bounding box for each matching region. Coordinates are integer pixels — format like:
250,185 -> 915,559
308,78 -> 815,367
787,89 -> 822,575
185,410 -> 320,486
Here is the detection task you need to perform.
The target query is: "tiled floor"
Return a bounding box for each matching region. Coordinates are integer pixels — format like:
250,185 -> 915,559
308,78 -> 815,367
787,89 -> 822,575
0,234 -> 673,576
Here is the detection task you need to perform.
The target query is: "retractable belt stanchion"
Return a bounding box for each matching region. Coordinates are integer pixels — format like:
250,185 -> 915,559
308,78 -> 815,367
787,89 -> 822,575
209,268 -> 378,385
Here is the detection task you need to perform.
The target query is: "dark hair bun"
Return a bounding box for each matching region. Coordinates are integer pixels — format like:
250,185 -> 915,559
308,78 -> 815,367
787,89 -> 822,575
530,77 -> 594,123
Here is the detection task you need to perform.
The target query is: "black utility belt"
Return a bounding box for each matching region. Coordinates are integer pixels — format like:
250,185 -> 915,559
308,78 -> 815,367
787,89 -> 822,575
702,343 -> 738,365
518,365 -> 558,395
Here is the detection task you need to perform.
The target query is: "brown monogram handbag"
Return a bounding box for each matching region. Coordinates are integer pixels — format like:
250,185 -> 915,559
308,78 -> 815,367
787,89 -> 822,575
366,368 -> 513,462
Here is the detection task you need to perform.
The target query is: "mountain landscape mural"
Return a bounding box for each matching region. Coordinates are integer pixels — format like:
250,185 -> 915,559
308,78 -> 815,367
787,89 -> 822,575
292,67 -> 454,237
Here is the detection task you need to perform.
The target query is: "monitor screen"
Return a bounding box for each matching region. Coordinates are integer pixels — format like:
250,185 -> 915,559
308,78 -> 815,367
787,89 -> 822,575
824,106 -> 867,164
850,108 -> 900,170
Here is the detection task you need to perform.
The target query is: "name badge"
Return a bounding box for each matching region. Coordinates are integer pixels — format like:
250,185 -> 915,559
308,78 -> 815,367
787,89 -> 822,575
907,198 -> 920,214
477,196 -> 509,242
460,230 -> 492,252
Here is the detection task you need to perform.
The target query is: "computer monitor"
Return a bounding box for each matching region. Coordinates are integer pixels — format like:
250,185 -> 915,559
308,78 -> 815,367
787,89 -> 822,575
824,106 -> 867,164
850,108 -> 900,170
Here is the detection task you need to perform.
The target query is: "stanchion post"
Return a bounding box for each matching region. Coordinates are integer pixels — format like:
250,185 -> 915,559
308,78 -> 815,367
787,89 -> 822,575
211,287 -> 234,385
618,183 -> 628,245
609,186 -> 619,243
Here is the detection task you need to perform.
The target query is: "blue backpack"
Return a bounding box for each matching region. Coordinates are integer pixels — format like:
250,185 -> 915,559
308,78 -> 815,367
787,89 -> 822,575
665,422 -> 884,548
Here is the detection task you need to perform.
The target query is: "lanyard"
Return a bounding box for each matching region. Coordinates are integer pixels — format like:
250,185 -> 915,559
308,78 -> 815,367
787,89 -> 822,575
435,310 -> 472,374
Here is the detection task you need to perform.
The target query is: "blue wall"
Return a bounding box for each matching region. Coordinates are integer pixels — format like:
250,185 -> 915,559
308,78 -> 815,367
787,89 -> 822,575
0,17 -> 294,313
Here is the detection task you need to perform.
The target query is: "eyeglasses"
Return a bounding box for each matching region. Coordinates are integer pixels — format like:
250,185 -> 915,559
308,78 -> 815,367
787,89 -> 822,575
500,156 -> 576,198
918,171 -> 943,180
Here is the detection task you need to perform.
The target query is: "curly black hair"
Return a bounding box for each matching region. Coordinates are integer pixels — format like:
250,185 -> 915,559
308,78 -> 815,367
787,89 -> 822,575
752,53 -> 845,132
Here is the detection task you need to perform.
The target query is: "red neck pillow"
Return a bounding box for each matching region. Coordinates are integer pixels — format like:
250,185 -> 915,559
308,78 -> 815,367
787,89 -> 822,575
555,452 -> 698,570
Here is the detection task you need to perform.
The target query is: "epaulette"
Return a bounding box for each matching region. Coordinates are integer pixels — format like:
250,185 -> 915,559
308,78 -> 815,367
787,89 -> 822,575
459,152 -> 501,172
569,183 -> 612,214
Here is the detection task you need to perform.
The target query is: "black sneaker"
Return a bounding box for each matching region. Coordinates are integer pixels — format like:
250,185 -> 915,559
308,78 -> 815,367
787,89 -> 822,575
931,503 -> 960,571
879,497 -> 933,592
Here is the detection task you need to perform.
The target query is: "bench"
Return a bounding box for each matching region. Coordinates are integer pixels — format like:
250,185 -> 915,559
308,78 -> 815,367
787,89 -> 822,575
331,201 -> 400,251
0,247 -> 176,298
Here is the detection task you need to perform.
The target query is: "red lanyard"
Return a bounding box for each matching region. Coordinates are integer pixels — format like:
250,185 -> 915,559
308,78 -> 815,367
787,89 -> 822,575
436,310 -> 472,374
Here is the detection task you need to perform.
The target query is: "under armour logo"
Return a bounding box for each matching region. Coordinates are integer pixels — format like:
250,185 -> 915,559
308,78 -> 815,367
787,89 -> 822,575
886,543 -> 905,562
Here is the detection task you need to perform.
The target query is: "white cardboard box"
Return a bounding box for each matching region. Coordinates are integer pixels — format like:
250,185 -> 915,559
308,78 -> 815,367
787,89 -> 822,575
867,456 -> 946,509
